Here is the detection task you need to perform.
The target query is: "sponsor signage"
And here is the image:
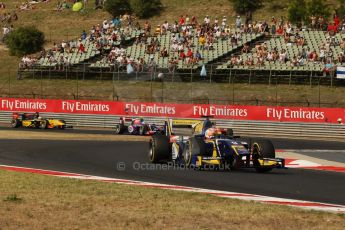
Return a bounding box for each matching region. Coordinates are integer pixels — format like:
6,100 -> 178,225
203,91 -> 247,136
1,97 -> 344,123
337,67 -> 345,79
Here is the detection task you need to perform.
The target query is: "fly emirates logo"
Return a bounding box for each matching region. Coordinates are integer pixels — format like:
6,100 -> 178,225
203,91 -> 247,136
62,101 -> 110,112
266,108 -> 325,120
193,106 -> 248,117
1,99 -> 46,110
125,103 -> 176,115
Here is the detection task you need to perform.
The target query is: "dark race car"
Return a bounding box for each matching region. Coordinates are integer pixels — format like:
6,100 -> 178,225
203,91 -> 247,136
114,117 -> 164,135
11,112 -> 69,129
148,118 -> 285,173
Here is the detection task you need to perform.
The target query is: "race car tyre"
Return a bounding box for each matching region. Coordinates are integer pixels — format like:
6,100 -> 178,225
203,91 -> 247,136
184,137 -> 206,167
11,119 -> 21,128
40,120 -> 49,129
128,125 -> 134,134
149,134 -> 171,163
114,123 -> 126,134
252,139 -> 275,173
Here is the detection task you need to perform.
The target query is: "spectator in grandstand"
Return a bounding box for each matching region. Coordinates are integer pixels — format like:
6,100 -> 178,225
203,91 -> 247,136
296,34 -> 305,46
0,2 -> 5,9
279,49 -> 288,63
338,52 -> 345,64
194,50 -> 202,61
204,15 -> 210,25
291,55 -> 298,67
147,56 -> 156,72
189,15 -> 196,26
309,50 -> 318,63
271,17 -> 277,35
319,46 -> 326,63
297,54 -> 305,66
221,16 -> 227,28
168,57 -> 178,73
160,47 -> 168,57
81,30 -> 87,40
242,43 -> 250,53
310,15 -> 317,30
341,38 -> 345,50
323,59 -> 335,77
179,49 -> 186,60
276,25 -> 284,36
245,56 -> 254,66
230,54 -> 237,66
77,41 -> 85,53
199,34 -> 206,50
235,16 -> 242,29
144,21 -> 151,34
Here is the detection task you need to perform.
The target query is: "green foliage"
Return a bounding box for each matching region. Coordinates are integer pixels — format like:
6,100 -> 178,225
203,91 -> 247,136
130,0 -> 162,19
336,0 -> 345,17
104,0 -> 131,17
288,0 -> 307,25
5,26 -> 44,57
307,0 -> 331,19
228,0 -> 263,14
3,194 -> 22,202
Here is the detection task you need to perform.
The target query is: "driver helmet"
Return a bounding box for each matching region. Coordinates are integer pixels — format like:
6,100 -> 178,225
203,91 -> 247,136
205,127 -> 216,139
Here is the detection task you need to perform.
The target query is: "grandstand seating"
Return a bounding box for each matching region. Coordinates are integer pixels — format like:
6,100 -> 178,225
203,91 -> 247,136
37,29 -> 142,68
90,30 -> 263,70
217,31 -> 345,72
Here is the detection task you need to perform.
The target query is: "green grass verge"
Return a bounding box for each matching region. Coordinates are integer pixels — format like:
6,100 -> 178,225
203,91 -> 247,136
0,169 -> 344,229
1,79 -> 345,107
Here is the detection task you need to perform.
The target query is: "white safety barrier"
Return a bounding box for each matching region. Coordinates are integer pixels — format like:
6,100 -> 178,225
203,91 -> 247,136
1,111 -> 344,140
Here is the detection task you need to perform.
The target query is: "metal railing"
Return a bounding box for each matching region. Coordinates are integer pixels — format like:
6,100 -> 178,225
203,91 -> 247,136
1,111 -> 344,140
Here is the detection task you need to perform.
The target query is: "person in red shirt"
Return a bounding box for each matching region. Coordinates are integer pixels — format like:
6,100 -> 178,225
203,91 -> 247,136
179,50 -> 186,60
334,15 -> 340,27
78,43 -> 85,53
276,26 -> 284,36
179,15 -> 185,26
186,48 -> 193,58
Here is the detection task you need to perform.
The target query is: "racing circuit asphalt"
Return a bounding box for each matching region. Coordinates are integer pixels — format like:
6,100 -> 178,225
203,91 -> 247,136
0,127 -> 345,206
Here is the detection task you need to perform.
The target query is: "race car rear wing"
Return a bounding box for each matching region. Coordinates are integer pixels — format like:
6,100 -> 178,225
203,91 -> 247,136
166,119 -> 204,136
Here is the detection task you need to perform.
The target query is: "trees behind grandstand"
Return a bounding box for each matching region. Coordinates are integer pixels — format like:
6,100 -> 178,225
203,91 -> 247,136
288,0 -> 331,26
104,0 -> 131,17
336,0 -> 345,17
5,26 -> 44,57
130,0 -> 162,18
105,0 -> 162,18
228,0 -> 263,14
288,0 -> 307,26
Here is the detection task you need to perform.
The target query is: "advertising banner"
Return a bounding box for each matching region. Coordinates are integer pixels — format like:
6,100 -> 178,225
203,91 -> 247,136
1,97 -> 344,123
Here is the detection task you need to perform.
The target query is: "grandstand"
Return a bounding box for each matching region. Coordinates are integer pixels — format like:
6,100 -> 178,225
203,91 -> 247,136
17,15 -> 345,86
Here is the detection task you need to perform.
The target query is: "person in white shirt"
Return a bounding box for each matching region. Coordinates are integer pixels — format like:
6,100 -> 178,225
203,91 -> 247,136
222,16 -> 227,28
204,15 -> 210,25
